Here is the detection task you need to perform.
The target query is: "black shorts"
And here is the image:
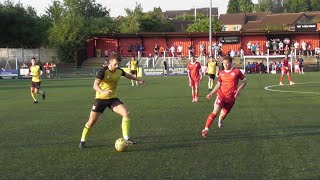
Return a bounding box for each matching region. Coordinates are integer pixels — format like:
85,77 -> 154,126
163,61 -> 168,69
130,70 -> 137,75
91,98 -> 123,113
208,74 -> 215,80
31,81 -> 41,89
299,65 -> 303,68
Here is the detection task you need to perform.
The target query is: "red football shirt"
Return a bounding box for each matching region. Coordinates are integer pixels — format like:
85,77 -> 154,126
217,68 -> 245,101
281,58 -> 288,68
187,62 -> 202,80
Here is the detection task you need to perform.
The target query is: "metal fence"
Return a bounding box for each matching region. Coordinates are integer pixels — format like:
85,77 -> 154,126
46,67 -> 101,79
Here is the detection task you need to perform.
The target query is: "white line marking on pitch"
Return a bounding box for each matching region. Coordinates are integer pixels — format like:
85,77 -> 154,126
264,82 -> 320,94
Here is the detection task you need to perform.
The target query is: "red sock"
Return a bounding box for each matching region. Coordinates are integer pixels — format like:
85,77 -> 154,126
195,91 -> 199,98
192,92 -> 195,99
205,113 -> 216,129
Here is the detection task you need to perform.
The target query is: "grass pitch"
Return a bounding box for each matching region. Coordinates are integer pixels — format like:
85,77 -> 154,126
0,73 -> 320,179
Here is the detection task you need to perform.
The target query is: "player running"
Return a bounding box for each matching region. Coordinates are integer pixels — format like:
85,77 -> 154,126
79,54 -> 145,149
128,56 -> 139,86
202,56 -> 246,137
163,58 -> 168,77
206,57 -> 219,91
187,56 -> 202,102
26,57 -> 46,104
279,54 -> 294,85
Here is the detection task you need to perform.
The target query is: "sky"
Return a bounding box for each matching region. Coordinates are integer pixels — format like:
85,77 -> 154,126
1,0 -> 258,17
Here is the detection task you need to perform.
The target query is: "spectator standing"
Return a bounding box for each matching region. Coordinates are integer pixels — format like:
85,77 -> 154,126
154,44 -> 159,57
307,44 -> 312,57
170,45 -> 175,57
278,41 -> 284,55
297,55 -> 304,74
188,44 -> 194,56
104,49 -> 109,57
200,42 -> 206,57
301,41 -> 307,56
127,43 -> 132,56
272,40 -> 278,55
177,44 -> 183,57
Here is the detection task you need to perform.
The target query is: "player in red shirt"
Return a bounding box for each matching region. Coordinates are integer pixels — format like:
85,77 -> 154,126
202,56 -> 247,137
280,54 -> 294,85
187,56 -> 202,102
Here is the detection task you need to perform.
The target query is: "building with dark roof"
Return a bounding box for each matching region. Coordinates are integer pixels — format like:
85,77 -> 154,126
219,12 -> 318,31
164,7 -> 218,20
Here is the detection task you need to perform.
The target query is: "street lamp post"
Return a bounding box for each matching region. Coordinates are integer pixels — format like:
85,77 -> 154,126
209,0 -> 212,57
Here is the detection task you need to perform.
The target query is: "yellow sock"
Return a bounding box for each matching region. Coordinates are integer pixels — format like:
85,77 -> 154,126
31,92 -> 37,101
210,81 -> 213,89
208,81 -> 210,89
80,125 -> 91,142
122,117 -> 130,140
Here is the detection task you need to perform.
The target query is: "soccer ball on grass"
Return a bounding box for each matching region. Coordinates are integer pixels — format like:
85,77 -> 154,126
115,138 -> 128,152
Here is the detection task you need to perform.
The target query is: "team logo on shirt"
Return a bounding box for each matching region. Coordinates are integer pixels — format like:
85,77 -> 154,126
231,72 -> 235,76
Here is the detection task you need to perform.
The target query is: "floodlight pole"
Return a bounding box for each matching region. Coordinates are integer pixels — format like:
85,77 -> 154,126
209,0 -> 212,57
194,0 -> 197,20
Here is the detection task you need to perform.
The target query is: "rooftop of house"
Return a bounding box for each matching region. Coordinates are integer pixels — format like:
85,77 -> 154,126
220,12 -> 316,31
164,7 -> 218,19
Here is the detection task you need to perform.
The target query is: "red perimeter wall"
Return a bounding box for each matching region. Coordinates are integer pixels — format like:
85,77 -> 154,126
88,33 -> 319,58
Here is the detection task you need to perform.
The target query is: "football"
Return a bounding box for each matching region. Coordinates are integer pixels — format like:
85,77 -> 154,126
115,138 -> 128,152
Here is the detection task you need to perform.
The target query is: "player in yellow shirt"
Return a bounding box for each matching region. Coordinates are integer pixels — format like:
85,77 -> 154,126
79,54 -> 145,149
128,56 -> 139,86
26,57 -> 46,104
206,57 -> 219,91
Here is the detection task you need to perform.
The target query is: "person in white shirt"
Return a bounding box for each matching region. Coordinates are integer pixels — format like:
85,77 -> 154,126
278,41 -> 284,55
230,49 -> 236,58
315,47 -> 320,55
104,49 -> 109,57
301,41 -> 307,56
294,41 -> 299,49
247,41 -> 252,52
177,44 -> 183,57
170,45 -> 175,57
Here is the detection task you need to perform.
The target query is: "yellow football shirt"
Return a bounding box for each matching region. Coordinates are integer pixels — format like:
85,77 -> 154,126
95,67 -> 126,99
207,61 -> 218,74
30,65 -> 41,82
130,60 -> 138,71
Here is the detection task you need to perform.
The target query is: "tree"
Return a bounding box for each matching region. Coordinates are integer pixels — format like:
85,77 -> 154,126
118,3 -> 143,33
239,0 -> 254,12
254,0 -> 273,12
48,0 -> 115,64
227,0 -> 240,13
289,0 -> 311,12
256,0 -> 319,13
118,4 -> 174,33
45,0 -> 64,21
310,0 -> 320,11
139,7 -> 174,32
186,16 -> 223,32
0,1 -> 50,47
